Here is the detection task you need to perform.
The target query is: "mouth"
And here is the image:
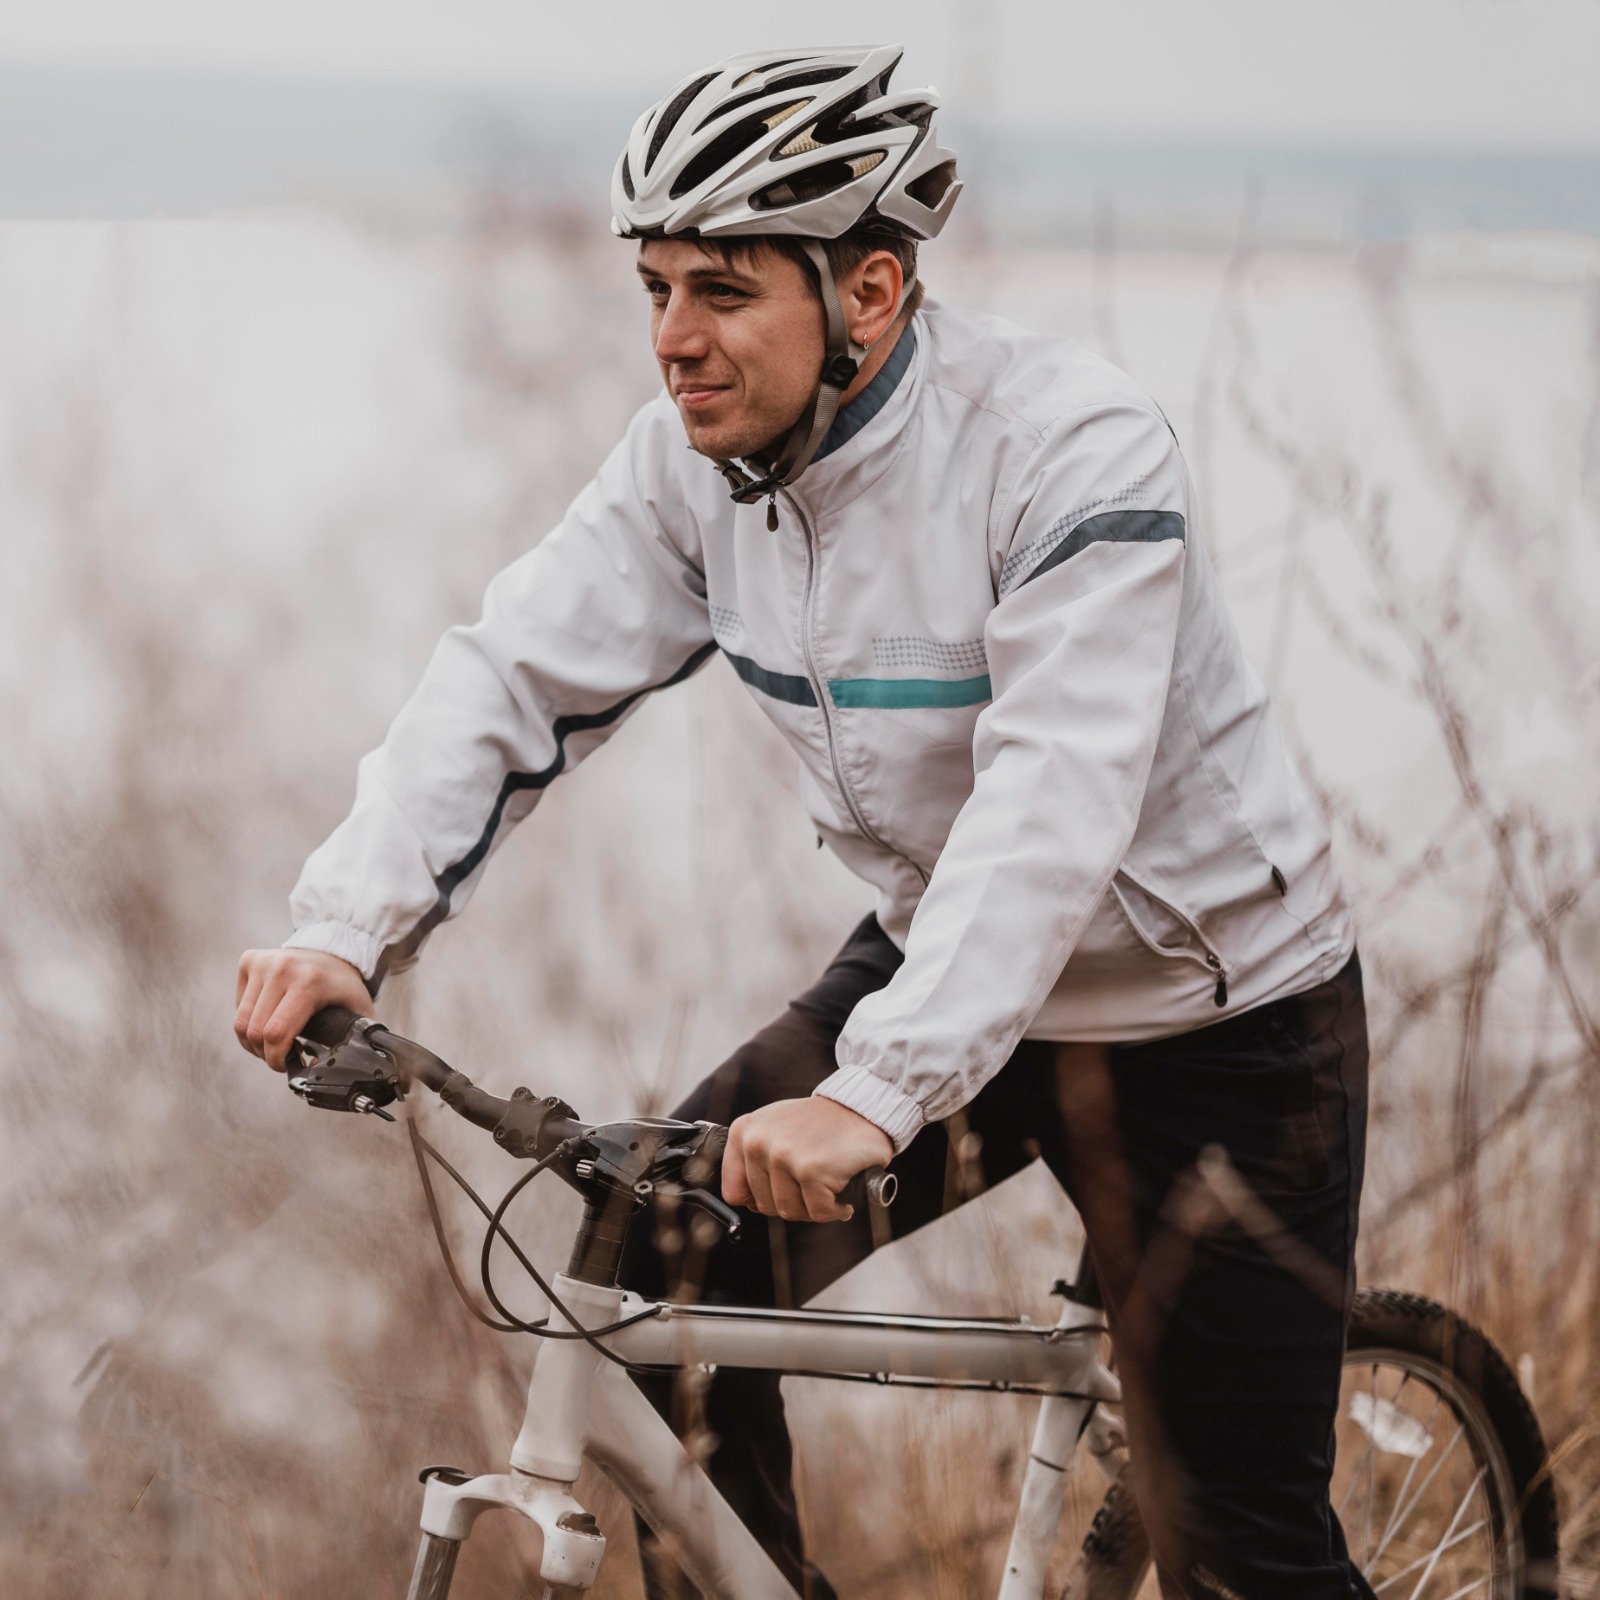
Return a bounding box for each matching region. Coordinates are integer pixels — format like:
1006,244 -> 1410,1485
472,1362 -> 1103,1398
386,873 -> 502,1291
673,382 -> 732,413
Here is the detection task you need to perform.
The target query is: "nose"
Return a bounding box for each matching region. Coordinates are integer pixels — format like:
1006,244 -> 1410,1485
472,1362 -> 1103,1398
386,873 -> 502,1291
653,289 -> 712,365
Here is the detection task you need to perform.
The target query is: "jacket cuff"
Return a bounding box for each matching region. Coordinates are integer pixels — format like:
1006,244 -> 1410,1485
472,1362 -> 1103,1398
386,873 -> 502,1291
813,1066 -> 926,1153
283,921 -> 384,985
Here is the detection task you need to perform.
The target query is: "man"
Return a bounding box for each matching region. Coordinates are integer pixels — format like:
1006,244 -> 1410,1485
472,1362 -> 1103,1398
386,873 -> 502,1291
236,45 -> 1372,1599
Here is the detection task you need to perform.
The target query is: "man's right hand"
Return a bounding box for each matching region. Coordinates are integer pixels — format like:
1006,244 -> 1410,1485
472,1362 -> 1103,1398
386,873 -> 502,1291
235,948 -> 373,1071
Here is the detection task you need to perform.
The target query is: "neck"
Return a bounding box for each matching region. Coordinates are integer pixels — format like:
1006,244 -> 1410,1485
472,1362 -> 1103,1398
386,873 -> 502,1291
841,314 -> 908,405
751,315 -> 910,470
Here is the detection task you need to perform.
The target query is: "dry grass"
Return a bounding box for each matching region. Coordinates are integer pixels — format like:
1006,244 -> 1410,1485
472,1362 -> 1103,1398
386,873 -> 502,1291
0,209 -> 1595,1597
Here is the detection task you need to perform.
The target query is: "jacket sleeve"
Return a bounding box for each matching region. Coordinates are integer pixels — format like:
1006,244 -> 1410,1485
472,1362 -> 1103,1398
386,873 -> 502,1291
283,402 -> 714,986
816,402 -> 1190,1149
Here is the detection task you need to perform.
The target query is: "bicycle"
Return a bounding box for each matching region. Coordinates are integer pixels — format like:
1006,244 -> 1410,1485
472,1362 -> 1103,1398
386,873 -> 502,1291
286,1008 -> 1561,1600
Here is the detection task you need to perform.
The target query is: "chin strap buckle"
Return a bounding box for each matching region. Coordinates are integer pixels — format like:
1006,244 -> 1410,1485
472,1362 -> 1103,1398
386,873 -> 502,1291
823,351 -> 860,390
713,464 -> 783,530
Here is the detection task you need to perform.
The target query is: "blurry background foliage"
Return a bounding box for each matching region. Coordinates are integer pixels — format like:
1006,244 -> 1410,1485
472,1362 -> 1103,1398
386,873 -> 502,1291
1,2 -> 1598,1595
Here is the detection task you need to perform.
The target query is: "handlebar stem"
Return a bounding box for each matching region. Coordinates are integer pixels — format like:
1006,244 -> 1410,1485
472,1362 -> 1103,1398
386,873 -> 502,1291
492,1088 -> 585,1160
567,1196 -> 638,1288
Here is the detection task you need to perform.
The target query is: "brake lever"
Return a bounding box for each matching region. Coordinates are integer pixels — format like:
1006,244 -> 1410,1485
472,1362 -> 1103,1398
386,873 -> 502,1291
653,1181 -> 742,1242
286,1023 -> 404,1119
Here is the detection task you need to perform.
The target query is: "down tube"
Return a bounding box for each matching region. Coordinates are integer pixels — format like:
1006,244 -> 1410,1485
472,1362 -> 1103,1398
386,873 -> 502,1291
585,1363 -> 800,1600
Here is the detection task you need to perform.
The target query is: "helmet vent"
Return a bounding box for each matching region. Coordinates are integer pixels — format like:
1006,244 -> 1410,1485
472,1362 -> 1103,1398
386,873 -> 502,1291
841,110 -> 918,139
646,73 -> 717,174
751,152 -> 886,211
905,159 -> 957,210
777,124 -> 824,159
619,154 -> 635,200
732,58 -> 802,90
672,104 -> 811,199
693,66 -> 852,134
762,100 -> 811,132
766,66 -> 852,95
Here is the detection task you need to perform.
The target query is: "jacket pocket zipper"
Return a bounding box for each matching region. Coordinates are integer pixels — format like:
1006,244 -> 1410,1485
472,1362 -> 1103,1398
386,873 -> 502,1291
1113,869 -> 1231,1008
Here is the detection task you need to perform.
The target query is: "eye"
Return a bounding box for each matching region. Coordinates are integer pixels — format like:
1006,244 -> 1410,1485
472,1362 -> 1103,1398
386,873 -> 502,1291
706,282 -> 748,302
641,276 -> 669,299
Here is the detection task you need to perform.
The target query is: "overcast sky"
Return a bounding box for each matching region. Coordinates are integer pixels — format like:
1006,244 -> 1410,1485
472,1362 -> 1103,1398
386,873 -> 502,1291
3,0 -> 1599,148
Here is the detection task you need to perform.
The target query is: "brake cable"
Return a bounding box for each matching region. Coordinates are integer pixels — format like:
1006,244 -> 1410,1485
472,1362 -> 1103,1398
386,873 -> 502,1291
474,1155 -> 670,1366
406,1118 -> 538,1334
405,1116 -> 668,1372
290,1012 -> 672,1369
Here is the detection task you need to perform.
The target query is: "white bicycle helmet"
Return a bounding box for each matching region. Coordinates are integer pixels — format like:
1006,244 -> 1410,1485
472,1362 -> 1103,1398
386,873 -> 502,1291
612,45 -> 961,514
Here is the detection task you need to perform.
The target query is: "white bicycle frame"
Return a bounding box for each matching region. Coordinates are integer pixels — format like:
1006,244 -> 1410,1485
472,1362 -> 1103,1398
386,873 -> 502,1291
407,1270 -> 1126,1600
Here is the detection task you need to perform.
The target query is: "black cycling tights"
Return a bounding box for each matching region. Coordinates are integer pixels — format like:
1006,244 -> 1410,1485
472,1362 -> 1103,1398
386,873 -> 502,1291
620,916 -> 1376,1600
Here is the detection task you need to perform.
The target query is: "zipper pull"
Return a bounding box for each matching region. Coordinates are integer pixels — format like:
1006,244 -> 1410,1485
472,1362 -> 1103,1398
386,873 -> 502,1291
766,494 -> 779,532
1206,952 -> 1228,1008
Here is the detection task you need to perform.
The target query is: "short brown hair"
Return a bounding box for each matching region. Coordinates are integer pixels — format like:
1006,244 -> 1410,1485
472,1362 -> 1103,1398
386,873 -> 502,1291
712,226 -> 925,323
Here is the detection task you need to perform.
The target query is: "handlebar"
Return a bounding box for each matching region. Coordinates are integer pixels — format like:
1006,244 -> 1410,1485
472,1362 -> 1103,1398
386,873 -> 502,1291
287,1008 -> 895,1227
291,1006 -> 583,1144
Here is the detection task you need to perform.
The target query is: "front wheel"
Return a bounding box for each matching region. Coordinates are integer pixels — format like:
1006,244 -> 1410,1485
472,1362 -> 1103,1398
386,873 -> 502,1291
1063,1288 -> 1560,1599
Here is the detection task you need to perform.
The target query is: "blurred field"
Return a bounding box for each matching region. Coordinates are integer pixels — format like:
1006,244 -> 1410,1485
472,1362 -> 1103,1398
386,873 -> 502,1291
0,206 -> 1596,1596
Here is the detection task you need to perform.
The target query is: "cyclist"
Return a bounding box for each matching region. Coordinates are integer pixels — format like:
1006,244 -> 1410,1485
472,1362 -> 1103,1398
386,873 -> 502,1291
236,46 -> 1372,1600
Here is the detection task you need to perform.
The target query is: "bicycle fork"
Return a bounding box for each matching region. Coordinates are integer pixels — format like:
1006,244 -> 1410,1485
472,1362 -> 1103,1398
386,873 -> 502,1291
405,1275 -> 620,1600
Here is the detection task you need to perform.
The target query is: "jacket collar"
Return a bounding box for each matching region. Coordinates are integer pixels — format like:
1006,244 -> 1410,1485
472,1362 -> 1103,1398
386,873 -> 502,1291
812,323 -> 918,464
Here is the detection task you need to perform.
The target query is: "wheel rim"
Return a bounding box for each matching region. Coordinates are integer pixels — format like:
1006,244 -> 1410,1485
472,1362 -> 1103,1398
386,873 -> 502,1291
1333,1347 -> 1522,1599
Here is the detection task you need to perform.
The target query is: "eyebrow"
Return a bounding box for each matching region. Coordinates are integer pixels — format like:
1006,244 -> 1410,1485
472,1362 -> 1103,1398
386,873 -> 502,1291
634,258 -> 760,286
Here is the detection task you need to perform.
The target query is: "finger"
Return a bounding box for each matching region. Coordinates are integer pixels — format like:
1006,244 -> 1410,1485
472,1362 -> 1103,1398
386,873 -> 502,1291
235,952 -> 255,1009
769,1164 -> 811,1223
234,964 -> 267,1053
743,1137 -> 778,1218
245,970 -> 290,1062
722,1120 -> 753,1207
800,1176 -> 851,1225
261,984 -> 313,1072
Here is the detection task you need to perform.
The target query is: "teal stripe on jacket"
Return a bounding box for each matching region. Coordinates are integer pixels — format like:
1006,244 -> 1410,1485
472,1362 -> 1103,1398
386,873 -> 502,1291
827,675 -> 993,709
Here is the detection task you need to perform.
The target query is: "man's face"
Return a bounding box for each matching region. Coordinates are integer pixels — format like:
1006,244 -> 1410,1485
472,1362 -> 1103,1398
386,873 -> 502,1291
637,239 -> 825,462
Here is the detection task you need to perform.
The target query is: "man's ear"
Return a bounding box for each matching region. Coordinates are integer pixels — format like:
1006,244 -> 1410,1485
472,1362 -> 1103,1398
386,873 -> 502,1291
845,250 -> 905,347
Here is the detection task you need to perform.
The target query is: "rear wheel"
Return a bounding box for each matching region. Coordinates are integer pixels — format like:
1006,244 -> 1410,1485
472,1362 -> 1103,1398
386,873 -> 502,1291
1062,1288 -> 1559,1599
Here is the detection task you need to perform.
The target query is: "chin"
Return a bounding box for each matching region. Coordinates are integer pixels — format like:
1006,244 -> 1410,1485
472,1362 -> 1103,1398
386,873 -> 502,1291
679,407 -> 786,465
681,422 -> 744,462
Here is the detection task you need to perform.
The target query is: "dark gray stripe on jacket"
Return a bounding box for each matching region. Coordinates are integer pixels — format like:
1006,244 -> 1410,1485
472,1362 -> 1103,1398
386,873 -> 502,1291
1019,509 -> 1186,588
723,649 -> 818,707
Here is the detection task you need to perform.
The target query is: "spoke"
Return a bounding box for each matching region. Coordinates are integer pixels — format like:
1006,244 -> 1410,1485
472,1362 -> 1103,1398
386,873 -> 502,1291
1371,1517 -> 1489,1593
1434,1577 -> 1490,1600
1365,1421 -> 1466,1578
1371,1386 -> 1445,1567
1403,1471 -> 1487,1600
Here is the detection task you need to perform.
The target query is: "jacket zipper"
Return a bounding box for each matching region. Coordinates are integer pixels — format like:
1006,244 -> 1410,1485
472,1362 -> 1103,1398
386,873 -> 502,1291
1115,868 -> 1230,1007
783,488 -> 931,889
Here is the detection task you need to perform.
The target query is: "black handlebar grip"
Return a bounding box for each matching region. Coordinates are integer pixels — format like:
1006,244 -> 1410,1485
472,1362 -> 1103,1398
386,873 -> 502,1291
299,1005 -> 365,1049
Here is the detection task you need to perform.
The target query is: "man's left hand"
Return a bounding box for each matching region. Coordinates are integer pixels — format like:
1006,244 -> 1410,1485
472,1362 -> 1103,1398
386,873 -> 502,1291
722,1097 -> 894,1224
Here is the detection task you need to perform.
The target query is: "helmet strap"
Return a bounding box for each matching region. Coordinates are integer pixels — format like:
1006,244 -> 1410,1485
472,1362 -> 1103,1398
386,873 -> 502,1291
717,238 -> 914,523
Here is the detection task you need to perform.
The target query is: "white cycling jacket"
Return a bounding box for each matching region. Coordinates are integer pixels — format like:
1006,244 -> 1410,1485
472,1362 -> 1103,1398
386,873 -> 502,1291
286,298 -> 1355,1151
